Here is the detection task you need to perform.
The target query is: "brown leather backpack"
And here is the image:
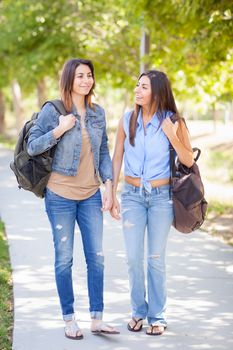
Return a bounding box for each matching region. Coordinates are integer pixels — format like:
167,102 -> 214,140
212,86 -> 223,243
170,146 -> 208,233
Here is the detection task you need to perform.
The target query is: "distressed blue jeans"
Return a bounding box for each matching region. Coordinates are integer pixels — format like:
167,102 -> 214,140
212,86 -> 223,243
45,188 -> 104,321
121,183 -> 173,326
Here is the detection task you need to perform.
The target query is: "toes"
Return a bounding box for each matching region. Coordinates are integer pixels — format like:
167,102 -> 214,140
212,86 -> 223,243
128,320 -> 136,329
146,325 -> 163,335
64,320 -> 83,339
134,321 -> 143,330
127,318 -> 143,331
76,330 -> 83,337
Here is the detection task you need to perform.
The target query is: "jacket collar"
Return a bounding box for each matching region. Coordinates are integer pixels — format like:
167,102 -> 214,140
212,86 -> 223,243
71,103 -> 99,118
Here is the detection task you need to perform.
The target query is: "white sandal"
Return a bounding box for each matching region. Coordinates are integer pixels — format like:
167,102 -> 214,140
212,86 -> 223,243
91,322 -> 120,334
64,320 -> 83,340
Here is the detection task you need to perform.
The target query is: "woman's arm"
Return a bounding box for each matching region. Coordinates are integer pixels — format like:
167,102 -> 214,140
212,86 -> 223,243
162,117 -> 194,168
27,103 -> 75,156
27,104 -> 59,156
110,117 -> 125,219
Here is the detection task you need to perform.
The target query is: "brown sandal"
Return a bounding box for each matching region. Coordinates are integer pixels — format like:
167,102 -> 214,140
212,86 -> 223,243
146,324 -> 166,336
127,317 -> 143,332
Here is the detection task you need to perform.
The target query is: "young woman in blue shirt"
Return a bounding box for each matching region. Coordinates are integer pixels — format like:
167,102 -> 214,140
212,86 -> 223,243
111,70 -> 193,335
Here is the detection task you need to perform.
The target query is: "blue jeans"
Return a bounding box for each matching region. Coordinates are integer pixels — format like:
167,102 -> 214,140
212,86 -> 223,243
121,183 -> 173,326
45,188 -> 104,321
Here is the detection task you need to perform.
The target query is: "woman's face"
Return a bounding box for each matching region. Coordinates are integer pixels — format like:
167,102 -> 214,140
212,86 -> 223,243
134,75 -> 152,107
72,64 -> 94,96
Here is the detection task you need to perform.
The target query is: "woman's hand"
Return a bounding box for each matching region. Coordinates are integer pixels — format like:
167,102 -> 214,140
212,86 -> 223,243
53,114 -> 76,139
110,196 -> 121,220
101,180 -> 113,211
163,117 -> 194,168
162,117 -> 178,142
59,114 -> 76,131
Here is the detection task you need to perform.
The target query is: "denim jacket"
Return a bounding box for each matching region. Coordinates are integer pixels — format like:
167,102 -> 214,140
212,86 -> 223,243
27,102 -> 113,182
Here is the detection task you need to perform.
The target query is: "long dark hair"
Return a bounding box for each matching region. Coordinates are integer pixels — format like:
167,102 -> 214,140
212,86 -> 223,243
129,70 -> 182,146
60,58 -> 95,112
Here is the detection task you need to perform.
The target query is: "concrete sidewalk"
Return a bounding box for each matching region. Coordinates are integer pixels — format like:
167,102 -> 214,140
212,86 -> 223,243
0,146 -> 233,350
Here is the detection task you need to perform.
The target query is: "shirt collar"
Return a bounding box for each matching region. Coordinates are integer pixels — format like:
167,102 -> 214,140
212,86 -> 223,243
136,108 -> 143,128
149,113 -> 160,128
137,109 -> 159,129
86,104 -> 99,117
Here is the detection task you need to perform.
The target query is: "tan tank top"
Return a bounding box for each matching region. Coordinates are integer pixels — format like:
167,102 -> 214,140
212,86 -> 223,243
47,127 -> 100,200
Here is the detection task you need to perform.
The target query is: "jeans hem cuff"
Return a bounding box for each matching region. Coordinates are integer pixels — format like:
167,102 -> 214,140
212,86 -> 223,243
149,321 -> 167,327
63,313 -> 74,321
90,311 -> 103,320
132,314 -> 146,320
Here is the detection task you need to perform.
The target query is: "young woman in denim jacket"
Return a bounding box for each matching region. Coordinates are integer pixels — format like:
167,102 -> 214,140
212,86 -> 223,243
110,70 -> 193,335
27,58 -> 119,339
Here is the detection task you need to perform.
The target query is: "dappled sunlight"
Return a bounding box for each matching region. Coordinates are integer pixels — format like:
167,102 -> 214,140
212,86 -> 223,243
115,252 -> 126,258
7,233 -> 36,241
226,265 -> 233,273
1,179 -> 18,188
23,227 -> 50,232
195,290 -> 211,295
0,150 -> 233,349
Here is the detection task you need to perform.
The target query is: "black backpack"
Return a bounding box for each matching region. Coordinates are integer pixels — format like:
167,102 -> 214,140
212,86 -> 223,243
10,100 -> 67,198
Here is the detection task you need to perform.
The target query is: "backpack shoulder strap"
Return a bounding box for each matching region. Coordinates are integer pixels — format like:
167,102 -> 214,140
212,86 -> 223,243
42,99 -> 68,116
169,143 -> 176,178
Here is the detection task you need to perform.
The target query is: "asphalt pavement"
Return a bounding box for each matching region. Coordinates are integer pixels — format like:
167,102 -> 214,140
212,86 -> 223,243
0,146 -> 233,350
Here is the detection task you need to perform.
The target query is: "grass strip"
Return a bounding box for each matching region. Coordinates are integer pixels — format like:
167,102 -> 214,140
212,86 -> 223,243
0,220 -> 13,350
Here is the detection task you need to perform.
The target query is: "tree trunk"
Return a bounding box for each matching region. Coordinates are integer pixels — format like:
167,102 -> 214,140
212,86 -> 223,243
37,78 -> 47,108
140,29 -> 150,74
12,79 -> 24,132
230,100 -> 233,121
212,103 -> 217,133
0,90 -> 5,134
122,90 -> 130,115
224,102 -> 231,124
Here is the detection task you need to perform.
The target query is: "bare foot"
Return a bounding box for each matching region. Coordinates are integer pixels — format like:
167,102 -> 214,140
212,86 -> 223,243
91,319 -> 120,334
64,320 -> 83,340
146,324 -> 165,336
127,318 -> 143,332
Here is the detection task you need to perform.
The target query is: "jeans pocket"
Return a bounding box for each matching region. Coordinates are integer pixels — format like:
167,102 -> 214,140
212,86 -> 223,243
156,188 -> 173,205
45,187 -> 64,200
121,189 -> 135,199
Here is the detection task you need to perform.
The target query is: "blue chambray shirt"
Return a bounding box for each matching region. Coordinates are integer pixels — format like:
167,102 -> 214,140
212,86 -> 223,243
123,108 -> 173,193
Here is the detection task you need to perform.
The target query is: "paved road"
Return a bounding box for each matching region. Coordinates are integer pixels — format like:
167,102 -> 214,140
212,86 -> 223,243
0,146 -> 233,350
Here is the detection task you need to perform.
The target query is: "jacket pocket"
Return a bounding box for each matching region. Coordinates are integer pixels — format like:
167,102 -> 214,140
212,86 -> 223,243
91,121 -> 105,129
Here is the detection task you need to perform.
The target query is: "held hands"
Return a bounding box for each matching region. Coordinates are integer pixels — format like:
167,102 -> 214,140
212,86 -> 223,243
101,181 -> 113,212
102,181 -> 121,219
162,117 -> 178,141
110,196 -> 121,220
